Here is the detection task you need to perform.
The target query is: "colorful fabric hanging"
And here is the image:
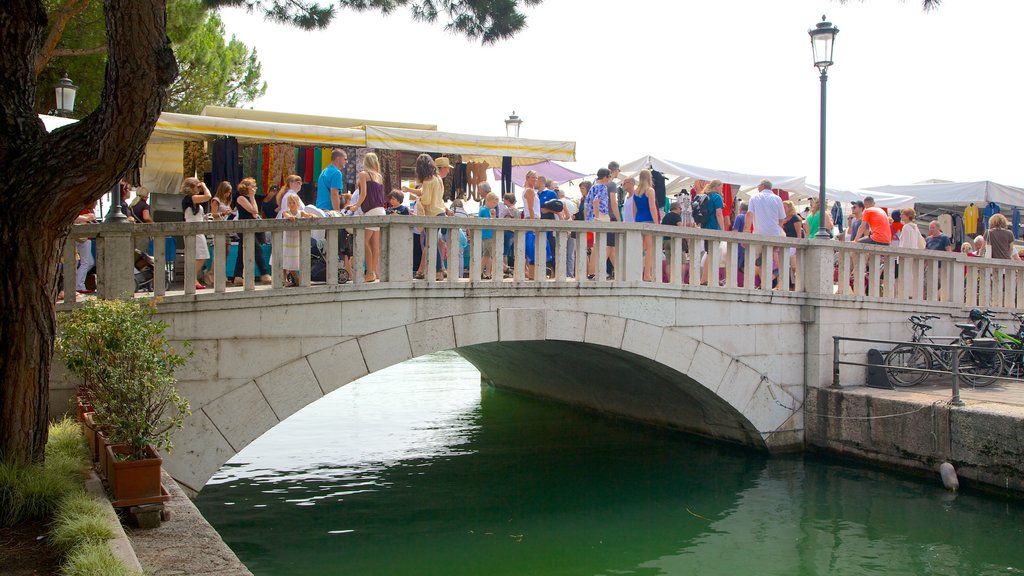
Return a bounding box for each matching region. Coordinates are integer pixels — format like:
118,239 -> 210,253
313,148 -> 323,182
305,148 -> 315,183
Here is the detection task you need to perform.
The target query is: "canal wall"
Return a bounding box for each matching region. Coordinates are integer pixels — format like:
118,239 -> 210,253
804,387 -> 1024,495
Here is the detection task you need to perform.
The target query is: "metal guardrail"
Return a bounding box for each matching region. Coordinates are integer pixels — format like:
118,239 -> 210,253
831,335 -> 1022,406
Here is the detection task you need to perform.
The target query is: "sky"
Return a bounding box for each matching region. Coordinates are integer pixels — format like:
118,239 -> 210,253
218,0 -> 1024,191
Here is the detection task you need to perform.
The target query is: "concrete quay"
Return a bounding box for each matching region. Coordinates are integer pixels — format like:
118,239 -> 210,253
805,381 -> 1024,495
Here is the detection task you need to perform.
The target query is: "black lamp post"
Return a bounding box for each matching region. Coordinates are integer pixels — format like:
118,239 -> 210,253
504,111 -> 522,138
809,16 -> 838,239
53,72 -> 78,117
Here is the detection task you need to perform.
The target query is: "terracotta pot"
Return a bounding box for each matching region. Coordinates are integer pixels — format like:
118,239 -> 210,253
105,444 -> 170,507
82,412 -> 99,464
75,398 -> 94,423
96,430 -> 111,479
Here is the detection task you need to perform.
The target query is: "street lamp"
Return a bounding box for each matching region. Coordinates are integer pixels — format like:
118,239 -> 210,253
53,72 -> 78,117
504,111 -> 522,138
809,16 -> 838,239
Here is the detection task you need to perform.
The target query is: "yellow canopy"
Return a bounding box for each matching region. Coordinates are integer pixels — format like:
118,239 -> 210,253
365,126 -> 576,163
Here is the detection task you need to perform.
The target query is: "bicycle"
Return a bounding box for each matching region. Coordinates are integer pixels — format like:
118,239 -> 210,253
885,315 -> 1004,387
969,309 -> 1024,378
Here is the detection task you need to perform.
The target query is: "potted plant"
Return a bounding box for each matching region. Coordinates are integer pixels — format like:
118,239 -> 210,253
58,299 -> 190,506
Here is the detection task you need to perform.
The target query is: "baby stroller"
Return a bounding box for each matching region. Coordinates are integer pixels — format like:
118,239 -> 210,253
134,249 -> 155,292
309,237 -> 349,284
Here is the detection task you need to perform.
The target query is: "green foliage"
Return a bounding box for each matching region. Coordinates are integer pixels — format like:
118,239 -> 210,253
36,0 -> 265,116
57,299 -> 191,461
167,10 -> 267,113
50,493 -> 115,554
205,0 -> 543,43
61,541 -> 139,576
0,419 -> 88,527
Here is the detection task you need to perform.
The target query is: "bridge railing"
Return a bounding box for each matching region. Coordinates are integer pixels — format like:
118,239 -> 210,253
58,216 -> 811,303
831,241 -> 1024,308
57,216 -> 1024,310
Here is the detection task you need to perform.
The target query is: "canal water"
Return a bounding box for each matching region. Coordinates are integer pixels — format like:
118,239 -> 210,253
195,351 -> 1024,575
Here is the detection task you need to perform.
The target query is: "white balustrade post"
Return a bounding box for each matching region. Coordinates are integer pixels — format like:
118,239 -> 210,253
183,230 -> 196,295
95,223 -> 135,299
213,234 -> 226,292
801,240 -> 836,296
621,229 -> 643,283
153,234 -> 166,296
470,228 -> 483,281
386,222 -> 412,282
555,230 -> 568,282
242,231 -> 255,290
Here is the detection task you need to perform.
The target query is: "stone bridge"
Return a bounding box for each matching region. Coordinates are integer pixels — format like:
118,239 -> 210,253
51,217 -> 1024,493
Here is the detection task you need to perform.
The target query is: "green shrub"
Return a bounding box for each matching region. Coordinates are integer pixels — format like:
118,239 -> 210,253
57,299 -> 191,460
61,541 -> 139,576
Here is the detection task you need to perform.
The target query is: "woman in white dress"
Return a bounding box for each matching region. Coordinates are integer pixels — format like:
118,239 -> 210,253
181,177 -> 211,289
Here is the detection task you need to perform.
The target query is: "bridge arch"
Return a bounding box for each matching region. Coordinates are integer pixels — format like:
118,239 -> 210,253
162,308 -> 802,494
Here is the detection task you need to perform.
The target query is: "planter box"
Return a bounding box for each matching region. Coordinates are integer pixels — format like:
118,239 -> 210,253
105,444 -> 170,508
82,412 -> 99,464
75,398 -> 93,423
96,430 -> 112,479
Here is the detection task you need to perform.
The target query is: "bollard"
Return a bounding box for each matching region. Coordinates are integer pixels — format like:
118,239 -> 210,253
830,336 -> 841,389
939,462 -> 959,491
950,346 -> 964,406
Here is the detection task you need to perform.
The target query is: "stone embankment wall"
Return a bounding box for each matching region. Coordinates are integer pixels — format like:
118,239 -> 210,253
805,387 -> 1024,494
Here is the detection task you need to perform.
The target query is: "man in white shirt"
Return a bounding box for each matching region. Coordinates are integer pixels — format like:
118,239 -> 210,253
744,178 -> 786,237
744,178 -> 787,286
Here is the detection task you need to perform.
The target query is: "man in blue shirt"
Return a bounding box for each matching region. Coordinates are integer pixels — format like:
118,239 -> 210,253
316,149 -> 347,211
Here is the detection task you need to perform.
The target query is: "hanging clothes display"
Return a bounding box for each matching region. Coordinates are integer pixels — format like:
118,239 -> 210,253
501,156 -> 513,194
983,202 -> 1001,230
720,184 -> 733,218
211,137 -> 240,189
937,213 -> 953,237
241,146 -> 257,179
830,200 -> 844,235
304,148 -> 314,183
950,213 -> 964,247
452,162 -> 468,200
652,169 -> 667,213
312,148 -> 323,182
343,148 -> 359,192
1013,207 -> 1021,239
772,188 -> 790,201
294,147 -> 304,181
963,203 -> 979,235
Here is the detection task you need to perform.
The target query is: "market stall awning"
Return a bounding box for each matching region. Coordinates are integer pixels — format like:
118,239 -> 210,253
492,160 -> 587,188
620,155 -> 805,193
153,112 -> 366,147
863,180 -> 1024,207
804,184 -> 916,209
201,105 -> 438,131
365,126 -> 576,163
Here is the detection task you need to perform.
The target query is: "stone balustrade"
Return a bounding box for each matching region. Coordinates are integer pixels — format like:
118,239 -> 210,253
59,216 -> 1024,311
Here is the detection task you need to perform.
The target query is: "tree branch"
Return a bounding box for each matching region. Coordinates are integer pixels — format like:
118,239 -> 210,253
35,0 -> 93,76
51,44 -> 108,57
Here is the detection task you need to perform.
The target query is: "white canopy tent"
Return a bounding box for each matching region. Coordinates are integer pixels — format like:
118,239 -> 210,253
863,181 -> 1024,208
804,184 -> 916,210
620,155 -> 806,196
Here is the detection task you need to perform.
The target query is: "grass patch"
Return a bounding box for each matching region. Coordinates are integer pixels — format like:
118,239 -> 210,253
0,418 -> 140,575
61,541 -> 137,576
50,492 -> 115,553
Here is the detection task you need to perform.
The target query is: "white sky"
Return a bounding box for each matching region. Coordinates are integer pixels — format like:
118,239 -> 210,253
219,0 -> 1024,191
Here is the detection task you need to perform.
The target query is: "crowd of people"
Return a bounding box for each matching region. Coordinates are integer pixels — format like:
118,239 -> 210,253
68,152 -> 1023,297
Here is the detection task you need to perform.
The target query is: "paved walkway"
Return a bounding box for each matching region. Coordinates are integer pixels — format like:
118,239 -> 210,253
127,470 -> 252,576
843,377 -> 1024,417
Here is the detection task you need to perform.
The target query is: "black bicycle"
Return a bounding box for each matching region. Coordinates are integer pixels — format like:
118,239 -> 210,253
885,315 -> 1003,387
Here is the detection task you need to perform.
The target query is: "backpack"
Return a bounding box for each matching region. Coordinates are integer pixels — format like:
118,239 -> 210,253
692,194 -> 711,226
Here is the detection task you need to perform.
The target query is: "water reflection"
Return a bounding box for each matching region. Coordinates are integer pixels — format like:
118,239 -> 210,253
196,352 -> 1024,576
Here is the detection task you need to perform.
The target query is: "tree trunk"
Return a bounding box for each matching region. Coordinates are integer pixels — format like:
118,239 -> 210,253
0,0 -> 176,462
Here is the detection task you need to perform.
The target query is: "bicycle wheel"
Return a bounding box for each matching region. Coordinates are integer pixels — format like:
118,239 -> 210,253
957,346 -> 1004,387
885,344 -> 931,387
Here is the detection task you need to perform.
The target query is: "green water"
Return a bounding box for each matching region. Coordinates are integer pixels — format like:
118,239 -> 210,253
195,352 -> 1024,575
